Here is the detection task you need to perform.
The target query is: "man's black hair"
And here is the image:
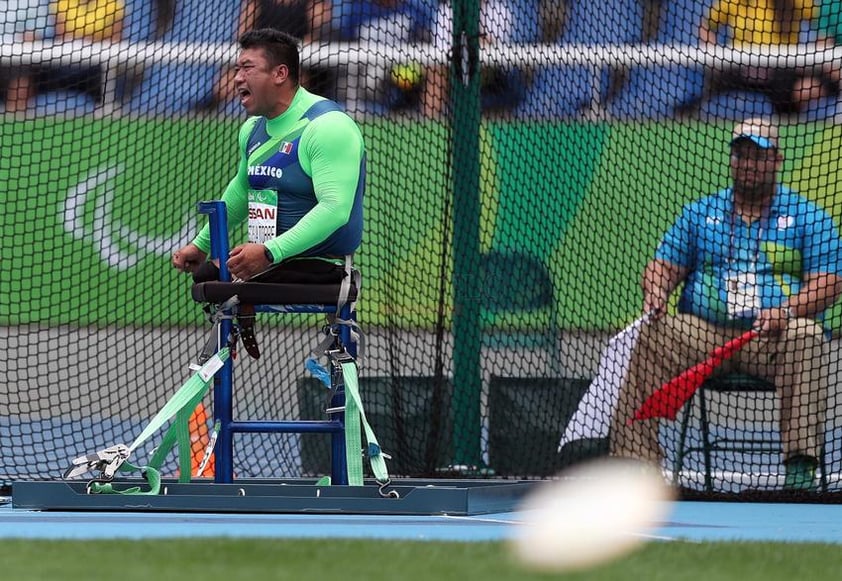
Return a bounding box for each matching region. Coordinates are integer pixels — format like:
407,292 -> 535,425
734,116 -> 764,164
239,28 -> 301,85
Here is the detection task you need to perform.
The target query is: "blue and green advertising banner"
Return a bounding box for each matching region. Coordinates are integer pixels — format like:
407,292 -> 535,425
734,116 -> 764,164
3,117 -> 841,331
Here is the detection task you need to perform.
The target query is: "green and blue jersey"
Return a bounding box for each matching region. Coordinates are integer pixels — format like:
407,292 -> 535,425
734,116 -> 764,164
193,87 -> 365,262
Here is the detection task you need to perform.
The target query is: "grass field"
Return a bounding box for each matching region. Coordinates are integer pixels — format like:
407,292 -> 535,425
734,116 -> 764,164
2,538 -> 840,581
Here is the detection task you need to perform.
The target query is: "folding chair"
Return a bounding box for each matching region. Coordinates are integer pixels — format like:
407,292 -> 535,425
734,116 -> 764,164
674,373 -> 827,492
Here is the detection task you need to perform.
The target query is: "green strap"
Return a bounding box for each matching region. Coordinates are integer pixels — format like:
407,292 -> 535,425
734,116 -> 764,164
146,389 -> 208,483
91,349 -> 229,494
178,389 -> 210,482
343,377 -> 364,486
128,348 -> 228,455
341,361 -> 390,485
88,462 -> 162,495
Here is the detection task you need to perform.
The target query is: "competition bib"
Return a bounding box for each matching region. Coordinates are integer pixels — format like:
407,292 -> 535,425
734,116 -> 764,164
726,270 -> 760,320
248,190 -> 278,243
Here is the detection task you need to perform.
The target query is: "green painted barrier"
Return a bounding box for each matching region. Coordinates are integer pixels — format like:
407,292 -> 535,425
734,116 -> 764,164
3,117 -> 839,331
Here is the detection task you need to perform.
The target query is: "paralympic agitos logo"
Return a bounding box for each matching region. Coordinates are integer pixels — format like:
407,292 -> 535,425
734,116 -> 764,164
63,165 -> 198,271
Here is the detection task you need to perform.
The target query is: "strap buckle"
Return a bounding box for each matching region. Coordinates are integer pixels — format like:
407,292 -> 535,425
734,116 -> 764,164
64,444 -> 130,480
326,348 -> 355,393
326,347 -> 355,366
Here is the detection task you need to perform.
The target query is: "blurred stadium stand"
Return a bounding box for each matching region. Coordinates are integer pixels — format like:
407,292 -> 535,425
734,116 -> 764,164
698,90 -> 777,122
8,0 -> 837,120
123,0 -> 155,42
516,0 -> 643,119
659,0 -> 717,45
163,0 -> 238,43
515,66 -> 592,119
606,0 -> 712,119
563,0 -> 643,45
124,0 -> 238,115
32,91 -> 96,116
609,64 -> 705,120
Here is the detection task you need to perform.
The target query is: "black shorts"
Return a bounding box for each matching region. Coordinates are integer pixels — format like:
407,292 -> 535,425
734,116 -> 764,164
193,258 -> 346,285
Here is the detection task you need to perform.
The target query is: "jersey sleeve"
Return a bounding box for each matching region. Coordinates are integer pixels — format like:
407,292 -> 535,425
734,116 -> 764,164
191,118 -> 257,254
263,111 -> 365,262
802,204 -> 842,277
654,205 -> 696,269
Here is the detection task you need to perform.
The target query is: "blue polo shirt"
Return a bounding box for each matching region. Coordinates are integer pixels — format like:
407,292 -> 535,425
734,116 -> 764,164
655,185 -> 842,329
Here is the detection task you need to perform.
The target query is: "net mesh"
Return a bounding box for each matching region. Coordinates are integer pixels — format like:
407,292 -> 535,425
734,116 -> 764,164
2,0 -> 842,500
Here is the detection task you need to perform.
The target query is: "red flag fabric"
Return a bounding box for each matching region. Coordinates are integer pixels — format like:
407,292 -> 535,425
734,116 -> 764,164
631,329 -> 759,422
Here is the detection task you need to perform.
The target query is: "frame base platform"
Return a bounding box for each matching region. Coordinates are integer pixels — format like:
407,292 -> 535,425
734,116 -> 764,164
12,478 -> 536,516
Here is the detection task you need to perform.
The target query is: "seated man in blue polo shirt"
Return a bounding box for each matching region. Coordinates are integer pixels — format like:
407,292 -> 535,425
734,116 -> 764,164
609,117 -> 842,491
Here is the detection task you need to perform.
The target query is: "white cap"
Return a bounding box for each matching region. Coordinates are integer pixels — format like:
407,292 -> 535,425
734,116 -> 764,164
730,117 -> 779,150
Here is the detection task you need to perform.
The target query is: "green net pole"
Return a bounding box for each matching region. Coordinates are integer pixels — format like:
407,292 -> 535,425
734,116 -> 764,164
450,0 -> 482,469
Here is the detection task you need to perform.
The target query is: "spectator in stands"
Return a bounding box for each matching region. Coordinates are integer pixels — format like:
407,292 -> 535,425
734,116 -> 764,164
8,0 -> 126,112
172,29 -> 365,359
153,0 -> 176,38
812,0 -> 842,115
540,0 -> 661,44
539,0 -> 568,43
205,0 -> 333,110
609,118 -> 842,491
1,0 -> 52,112
423,0 -> 528,118
676,0 -> 839,118
332,0 -> 436,113
641,0 -> 664,43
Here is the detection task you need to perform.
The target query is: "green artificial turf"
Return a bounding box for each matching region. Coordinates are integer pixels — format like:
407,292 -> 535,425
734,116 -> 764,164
1,537 -> 840,581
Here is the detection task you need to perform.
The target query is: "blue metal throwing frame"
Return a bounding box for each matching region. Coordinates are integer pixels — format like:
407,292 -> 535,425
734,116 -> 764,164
198,201 -> 352,485
11,201 -> 537,514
